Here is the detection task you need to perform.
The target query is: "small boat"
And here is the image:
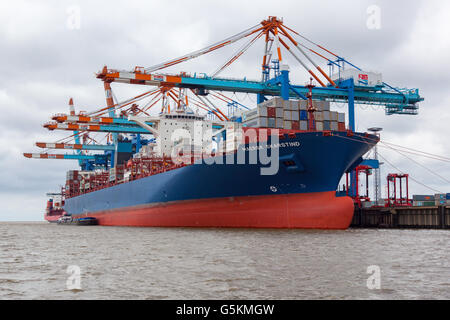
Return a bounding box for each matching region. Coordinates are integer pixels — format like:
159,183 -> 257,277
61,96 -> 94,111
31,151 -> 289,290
76,217 -> 98,226
57,215 -> 73,224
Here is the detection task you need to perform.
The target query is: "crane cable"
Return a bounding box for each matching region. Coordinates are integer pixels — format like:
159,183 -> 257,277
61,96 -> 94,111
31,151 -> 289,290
211,29 -> 265,78
88,89 -> 159,117
332,134 -> 447,193
380,141 -> 450,162
377,152 -> 443,194
334,134 -> 450,162
379,142 -> 450,184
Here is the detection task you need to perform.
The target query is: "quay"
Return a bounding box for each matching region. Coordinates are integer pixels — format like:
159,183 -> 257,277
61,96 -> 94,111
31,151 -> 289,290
351,205 -> 450,229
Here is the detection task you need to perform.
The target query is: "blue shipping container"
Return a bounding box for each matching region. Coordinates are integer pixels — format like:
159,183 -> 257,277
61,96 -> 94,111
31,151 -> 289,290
413,195 -> 433,201
300,110 -> 308,121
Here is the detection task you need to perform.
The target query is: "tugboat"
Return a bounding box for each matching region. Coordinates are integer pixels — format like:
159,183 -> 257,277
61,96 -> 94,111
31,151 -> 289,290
75,217 -> 98,226
57,214 -> 73,224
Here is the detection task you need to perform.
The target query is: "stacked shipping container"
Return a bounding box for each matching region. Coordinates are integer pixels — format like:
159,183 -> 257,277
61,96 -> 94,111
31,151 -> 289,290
412,194 -> 450,206
65,170 -> 80,196
242,97 -> 346,131
109,165 -> 125,183
66,169 -> 120,196
434,193 -> 449,206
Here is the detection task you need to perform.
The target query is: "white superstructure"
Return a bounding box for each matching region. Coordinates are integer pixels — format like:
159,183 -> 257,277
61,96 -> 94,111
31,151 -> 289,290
129,112 -> 231,157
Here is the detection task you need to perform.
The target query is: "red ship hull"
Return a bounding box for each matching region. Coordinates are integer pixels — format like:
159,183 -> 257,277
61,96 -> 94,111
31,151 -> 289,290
45,214 -> 63,223
73,191 -> 354,229
45,209 -> 65,223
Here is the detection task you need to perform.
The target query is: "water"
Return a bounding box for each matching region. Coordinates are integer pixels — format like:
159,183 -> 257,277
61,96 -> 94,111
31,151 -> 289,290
0,222 -> 448,300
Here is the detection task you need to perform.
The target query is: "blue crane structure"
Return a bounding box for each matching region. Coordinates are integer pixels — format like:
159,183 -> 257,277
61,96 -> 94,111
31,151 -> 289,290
26,16 -> 423,197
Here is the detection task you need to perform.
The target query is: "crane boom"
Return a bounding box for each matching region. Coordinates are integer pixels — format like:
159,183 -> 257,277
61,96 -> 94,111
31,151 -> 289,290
23,153 -> 105,160
35,142 -> 115,151
44,122 -> 154,134
97,70 -> 422,109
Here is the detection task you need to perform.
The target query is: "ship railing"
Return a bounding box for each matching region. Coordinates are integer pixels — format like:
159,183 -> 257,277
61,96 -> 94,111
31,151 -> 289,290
66,154 -> 212,197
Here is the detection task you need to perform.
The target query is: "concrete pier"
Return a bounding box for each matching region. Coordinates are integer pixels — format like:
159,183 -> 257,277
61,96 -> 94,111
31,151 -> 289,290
351,205 -> 450,229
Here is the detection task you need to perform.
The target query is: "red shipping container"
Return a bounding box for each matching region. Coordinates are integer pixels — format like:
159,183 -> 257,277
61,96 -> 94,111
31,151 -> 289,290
267,107 -> 276,118
338,122 -> 346,131
291,121 -> 300,130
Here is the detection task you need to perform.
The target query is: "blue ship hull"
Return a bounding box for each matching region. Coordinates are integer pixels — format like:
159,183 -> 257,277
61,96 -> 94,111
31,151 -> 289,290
65,131 -> 377,229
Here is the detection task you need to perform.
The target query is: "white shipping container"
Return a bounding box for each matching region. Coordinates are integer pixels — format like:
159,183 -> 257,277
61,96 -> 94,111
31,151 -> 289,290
276,108 -> 283,118
242,109 -> 259,122
331,69 -> 383,87
258,105 -> 268,117
312,101 -> 321,111
331,121 -> 338,131
292,111 -> 299,121
275,118 -> 283,128
338,112 -> 345,122
300,121 -> 308,130
283,120 -> 292,130
313,100 -> 326,111
259,117 -> 268,127
330,111 -> 338,121
276,97 -> 286,108
299,100 -> 308,110
323,111 -> 330,121
315,112 -> 324,121
265,97 -> 285,108
289,100 -> 299,111
283,110 -> 292,120
316,121 -> 323,131
267,118 -> 276,128
243,117 -> 268,128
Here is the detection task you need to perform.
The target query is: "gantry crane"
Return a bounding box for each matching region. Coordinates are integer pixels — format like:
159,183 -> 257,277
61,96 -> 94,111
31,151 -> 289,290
25,16 -> 423,195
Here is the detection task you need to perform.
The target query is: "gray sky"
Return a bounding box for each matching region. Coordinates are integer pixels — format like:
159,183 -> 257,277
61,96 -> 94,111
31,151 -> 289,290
1,0 -> 449,221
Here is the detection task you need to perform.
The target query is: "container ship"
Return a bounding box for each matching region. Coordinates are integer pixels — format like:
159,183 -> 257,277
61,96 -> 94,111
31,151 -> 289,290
44,193 -> 66,223
24,16 -> 423,229
29,96 -> 378,229
64,131 -> 376,229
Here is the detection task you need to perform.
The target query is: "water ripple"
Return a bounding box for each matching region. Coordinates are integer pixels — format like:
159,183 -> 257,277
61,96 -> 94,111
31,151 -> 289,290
0,222 -> 448,299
